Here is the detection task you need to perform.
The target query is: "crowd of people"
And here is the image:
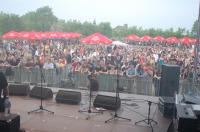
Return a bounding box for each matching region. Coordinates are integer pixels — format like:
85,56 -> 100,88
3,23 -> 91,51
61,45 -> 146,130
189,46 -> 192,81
0,39 -> 199,82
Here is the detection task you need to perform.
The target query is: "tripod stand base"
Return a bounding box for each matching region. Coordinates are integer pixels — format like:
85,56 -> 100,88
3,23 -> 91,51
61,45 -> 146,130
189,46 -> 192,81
28,106 -> 54,114
79,109 -> 103,120
105,113 -> 131,123
135,119 -> 157,132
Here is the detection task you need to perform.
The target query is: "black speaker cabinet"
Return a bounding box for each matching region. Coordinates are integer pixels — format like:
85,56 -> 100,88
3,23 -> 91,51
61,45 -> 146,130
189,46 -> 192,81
158,96 -> 175,117
29,86 -> 53,100
93,95 -> 121,110
55,90 -> 81,104
160,64 -> 180,97
175,104 -> 198,132
0,114 -> 20,132
9,84 -> 30,96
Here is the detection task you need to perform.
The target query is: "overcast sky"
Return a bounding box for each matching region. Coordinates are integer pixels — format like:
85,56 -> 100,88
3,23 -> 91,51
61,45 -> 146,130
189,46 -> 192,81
0,0 -> 199,30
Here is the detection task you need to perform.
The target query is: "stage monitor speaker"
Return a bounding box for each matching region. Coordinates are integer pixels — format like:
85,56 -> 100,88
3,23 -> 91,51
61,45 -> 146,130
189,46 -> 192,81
93,95 -> 121,110
160,64 -> 180,97
0,114 -> 20,132
9,84 -> 30,96
29,86 -> 53,100
55,90 -> 81,104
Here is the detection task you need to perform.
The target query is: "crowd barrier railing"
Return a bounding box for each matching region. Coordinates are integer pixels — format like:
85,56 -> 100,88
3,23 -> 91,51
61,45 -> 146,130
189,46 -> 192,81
74,73 -> 154,96
2,65 -> 200,97
0,66 -> 69,87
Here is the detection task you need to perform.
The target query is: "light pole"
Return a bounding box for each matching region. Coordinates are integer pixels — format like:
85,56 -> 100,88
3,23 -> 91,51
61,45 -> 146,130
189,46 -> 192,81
192,1 -> 200,95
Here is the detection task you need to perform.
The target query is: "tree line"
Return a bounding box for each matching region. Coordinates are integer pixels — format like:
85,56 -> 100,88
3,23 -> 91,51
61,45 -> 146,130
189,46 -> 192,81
0,6 -> 198,39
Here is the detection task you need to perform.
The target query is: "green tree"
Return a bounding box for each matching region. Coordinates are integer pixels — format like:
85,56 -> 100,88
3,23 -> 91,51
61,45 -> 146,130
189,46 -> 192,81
21,11 -> 37,31
0,12 -> 24,35
21,6 -> 58,32
191,20 -> 198,38
63,20 -> 82,32
50,19 -> 65,31
98,22 -> 112,37
35,6 -> 58,31
81,21 -> 97,36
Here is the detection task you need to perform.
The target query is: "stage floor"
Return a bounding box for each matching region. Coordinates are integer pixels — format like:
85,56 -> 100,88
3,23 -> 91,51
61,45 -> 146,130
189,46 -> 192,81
9,87 -> 172,132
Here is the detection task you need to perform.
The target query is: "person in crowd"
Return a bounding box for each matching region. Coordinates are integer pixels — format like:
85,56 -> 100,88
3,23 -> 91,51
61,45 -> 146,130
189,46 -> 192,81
135,64 -> 143,78
9,55 -> 20,68
43,58 -> 54,69
121,62 -> 129,76
34,57 -> 42,68
115,64 -> 123,76
126,63 -> 136,78
74,62 -> 82,73
99,65 -> 108,74
153,67 -> 161,96
25,58 -> 35,69
55,59 -> 65,74
80,61 -> 88,74
109,65 -> 115,74
181,67 -> 189,79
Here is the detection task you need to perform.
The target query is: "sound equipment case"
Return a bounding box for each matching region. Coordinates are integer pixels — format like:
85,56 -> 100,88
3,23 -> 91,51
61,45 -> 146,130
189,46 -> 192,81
0,113 -> 20,132
158,96 -> 175,117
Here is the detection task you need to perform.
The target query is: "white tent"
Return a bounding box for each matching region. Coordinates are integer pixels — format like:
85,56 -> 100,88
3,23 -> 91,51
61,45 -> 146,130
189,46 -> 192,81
112,41 -> 129,47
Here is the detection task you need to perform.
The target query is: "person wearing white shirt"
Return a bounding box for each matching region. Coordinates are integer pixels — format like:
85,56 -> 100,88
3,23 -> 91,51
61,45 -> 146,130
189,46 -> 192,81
153,52 -> 159,64
43,59 -> 54,69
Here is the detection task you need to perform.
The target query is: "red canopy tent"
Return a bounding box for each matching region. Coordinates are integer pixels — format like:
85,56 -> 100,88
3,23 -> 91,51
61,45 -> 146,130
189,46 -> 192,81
166,36 -> 179,43
2,30 -> 20,38
69,32 -> 82,38
80,32 -> 112,45
125,34 -> 140,40
20,31 -> 41,39
191,39 -> 197,43
140,35 -> 152,41
179,37 -> 192,43
153,36 -> 165,41
59,32 -> 70,39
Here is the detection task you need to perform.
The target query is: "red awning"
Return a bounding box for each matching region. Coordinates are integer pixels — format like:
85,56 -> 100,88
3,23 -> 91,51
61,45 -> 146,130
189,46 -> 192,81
2,30 -> 20,38
140,35 -> 152,41
125,34 -> 140,40
80,32 -> 112,45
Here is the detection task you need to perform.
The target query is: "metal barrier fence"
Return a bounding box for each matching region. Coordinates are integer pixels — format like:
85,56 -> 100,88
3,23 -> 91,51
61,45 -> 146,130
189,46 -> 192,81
1,65 -> 200,96
0,66 -> 69,87
74,73 -> 154,96
74,73 -> 200,96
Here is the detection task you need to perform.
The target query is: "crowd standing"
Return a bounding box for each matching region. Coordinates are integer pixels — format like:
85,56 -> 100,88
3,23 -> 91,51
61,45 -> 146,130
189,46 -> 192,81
0,39 -> 199,82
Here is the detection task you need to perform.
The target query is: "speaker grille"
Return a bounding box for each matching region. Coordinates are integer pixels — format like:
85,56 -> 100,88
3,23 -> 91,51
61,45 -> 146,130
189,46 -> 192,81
55,90 -> 81,104
29,86 -> 53,100
93,95 -> 121,110
9,84 -> 30,96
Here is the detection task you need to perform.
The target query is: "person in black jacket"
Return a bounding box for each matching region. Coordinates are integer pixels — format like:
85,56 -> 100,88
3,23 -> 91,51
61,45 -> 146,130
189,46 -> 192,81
0,71 -> 9,112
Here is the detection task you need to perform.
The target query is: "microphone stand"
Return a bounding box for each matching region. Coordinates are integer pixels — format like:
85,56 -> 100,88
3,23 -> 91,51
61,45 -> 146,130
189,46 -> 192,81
105,65 -> 131,123
79,78 -> 103,120
28,42 -> 54,114
135,100 -> 157,132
